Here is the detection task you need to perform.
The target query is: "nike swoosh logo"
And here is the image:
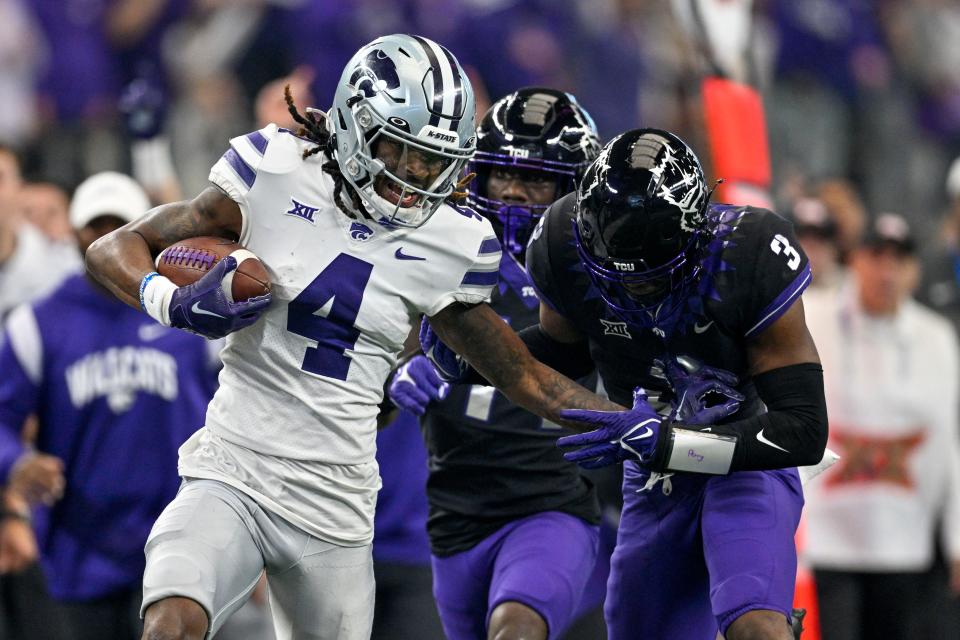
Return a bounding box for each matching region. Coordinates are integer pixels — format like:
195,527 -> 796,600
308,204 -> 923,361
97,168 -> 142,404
756,429 -> 790,453
191,302 -> 226,319
624,426 -> 653,442
395,247 -> 426,261
693,320 -> 714,334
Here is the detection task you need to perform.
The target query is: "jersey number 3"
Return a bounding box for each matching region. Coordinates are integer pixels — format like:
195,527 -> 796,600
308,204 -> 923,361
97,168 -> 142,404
769,234 -> 801,270
287,254 -> 373,380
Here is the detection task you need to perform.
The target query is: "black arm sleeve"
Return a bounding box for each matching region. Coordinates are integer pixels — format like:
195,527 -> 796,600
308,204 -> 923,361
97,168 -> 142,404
704,363 -> 828,471
458,324 -> 596,386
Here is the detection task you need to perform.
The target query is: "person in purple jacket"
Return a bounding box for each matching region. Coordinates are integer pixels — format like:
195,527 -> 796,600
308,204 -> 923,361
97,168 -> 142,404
0,172 -> 217,640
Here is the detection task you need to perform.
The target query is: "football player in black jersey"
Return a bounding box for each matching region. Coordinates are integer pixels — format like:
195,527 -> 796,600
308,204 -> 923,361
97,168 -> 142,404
421,129 -> 827,640
388,88 -> 606,640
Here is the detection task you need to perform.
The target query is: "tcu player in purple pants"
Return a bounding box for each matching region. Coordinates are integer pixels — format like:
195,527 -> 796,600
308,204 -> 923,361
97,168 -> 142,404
422,129 -> 827,640
388,88 -> 608,640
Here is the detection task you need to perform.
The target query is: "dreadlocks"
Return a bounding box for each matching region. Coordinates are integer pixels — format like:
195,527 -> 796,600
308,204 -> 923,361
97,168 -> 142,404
285,85 -> 365,218
283,85 -> 474,218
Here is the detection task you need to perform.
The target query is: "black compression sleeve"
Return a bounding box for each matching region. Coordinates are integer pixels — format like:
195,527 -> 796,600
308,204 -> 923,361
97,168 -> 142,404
458,324 -> 595,386
708,363 -> 828,471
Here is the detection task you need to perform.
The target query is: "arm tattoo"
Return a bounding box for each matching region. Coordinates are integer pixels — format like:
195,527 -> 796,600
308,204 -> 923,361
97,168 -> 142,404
431,303 -> 622,430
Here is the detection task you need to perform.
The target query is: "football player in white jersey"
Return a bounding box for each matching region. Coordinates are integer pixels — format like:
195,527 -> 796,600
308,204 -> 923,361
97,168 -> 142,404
85,34 -> 620,640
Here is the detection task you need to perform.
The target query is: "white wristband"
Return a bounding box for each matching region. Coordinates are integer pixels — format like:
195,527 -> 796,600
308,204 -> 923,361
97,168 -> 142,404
140,273 -> 178,326
665,427 -> 738,475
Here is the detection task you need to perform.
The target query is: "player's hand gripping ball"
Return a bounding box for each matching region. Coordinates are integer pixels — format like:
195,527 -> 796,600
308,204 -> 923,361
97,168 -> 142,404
156,237 -> 272,339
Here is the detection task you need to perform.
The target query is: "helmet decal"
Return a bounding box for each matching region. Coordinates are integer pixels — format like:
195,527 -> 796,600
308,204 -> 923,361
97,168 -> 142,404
349,49 -> 402,99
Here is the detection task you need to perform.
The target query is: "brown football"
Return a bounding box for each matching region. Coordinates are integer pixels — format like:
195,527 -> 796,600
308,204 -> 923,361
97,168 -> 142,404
156,236 -> 270,302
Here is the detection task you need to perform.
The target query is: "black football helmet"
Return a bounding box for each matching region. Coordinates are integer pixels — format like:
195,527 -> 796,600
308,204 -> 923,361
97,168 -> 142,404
469,87 -> 601,258
574,128 -> 713,330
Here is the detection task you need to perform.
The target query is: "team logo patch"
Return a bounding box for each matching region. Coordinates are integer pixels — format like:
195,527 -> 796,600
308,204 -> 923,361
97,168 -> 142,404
286,198 -> 319,224
600,319 -> 632,339
350,222 -> 374,241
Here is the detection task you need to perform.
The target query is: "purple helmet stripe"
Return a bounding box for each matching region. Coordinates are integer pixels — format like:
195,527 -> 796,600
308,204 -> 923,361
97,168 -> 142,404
223,148 -> 255,189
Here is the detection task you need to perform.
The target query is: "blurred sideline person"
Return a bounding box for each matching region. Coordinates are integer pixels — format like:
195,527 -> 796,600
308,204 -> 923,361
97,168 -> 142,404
85,35 -> 618,640
790,197 -> 845,292
19,182 -> 72,244
0,172 -> 219,640
0,145 -> 80,319
389,88 -> 606,640
803,213 -> 960,640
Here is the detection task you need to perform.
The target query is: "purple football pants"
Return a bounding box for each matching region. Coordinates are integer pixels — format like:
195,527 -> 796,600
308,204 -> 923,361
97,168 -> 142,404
605,462 -> 804,640
431,511 -> 599,640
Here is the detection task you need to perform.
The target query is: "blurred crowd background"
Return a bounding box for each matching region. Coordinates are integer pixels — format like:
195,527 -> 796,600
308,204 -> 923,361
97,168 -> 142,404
3,0 -> 960,639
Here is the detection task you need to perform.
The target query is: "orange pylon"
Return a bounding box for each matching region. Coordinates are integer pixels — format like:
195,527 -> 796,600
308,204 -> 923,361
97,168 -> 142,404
794,517 -> 821,640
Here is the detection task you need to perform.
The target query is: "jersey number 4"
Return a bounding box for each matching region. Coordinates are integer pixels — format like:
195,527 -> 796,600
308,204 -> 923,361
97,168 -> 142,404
287,254 -> 373,380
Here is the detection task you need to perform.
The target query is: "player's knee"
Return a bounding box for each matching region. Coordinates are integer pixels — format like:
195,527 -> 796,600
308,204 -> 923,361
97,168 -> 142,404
142,597 -> 209,640
488,601 -> 548,640
725,609 -> 793,640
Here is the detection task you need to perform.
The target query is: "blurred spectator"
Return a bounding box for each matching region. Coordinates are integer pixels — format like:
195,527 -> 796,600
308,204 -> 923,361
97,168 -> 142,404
0,0 -> 43,148
19,183 -> 71,245
803,213 -> 960,640
790,196 -> 845,291
0,146 -> 80,319
0,171 -> 218,640
919,155 -> 960,332
371,411 -> 445,640
254,66 -> 315,130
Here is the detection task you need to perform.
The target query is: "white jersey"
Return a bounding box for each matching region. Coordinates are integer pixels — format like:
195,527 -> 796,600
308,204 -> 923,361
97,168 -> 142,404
177,124 -> 500,545
0,224 -> 81,319
802,285 -> 960,571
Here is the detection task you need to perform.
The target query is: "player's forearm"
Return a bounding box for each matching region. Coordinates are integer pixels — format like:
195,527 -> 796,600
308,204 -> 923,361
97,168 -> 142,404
688,363 -> 827,472
430,302 -> 621,428
85,225 -> 159,309
505,360 -> 622,430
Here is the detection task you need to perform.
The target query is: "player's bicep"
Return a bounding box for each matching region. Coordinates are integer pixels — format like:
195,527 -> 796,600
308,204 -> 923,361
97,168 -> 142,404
746,298 -> 820,376
129,186 -> 242,256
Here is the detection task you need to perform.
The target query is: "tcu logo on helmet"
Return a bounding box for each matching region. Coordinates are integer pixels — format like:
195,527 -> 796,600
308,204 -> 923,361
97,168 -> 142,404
613,262 -> 635,272
350,222 -> 374,241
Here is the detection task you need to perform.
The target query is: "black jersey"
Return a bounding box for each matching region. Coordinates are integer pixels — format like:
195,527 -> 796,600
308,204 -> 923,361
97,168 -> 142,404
527,193 -> 812,412
421,253 -> 600,557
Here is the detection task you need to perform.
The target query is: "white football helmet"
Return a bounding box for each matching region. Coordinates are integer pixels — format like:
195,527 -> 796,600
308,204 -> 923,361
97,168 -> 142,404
331,34 -> 477,227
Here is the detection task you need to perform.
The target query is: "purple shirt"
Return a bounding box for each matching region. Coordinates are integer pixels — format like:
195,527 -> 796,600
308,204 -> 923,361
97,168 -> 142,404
373,411 -> 431,565
0,274 -> 216,601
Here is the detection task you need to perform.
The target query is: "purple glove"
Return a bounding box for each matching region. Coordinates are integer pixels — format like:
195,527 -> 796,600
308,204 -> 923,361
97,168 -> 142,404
168,256 -> 272,339
659,356 -> 744,425
419,318 -> 469,382
557,388 -> 663,469
388,355 -> 450,416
